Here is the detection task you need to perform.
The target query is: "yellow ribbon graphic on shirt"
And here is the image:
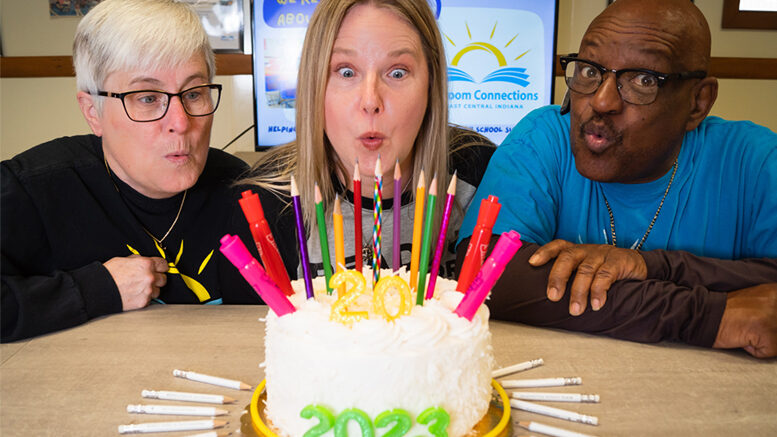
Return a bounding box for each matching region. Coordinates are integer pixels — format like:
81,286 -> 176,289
126,241 -> 214,302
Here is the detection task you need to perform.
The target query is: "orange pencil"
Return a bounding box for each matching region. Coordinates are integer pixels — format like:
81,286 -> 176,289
409,170 -> 426,291
333,195 -> 345,272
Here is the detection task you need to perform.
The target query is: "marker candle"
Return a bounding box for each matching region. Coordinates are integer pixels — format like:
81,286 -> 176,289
457,195 -> 501,292
219,234 -> 296,317
455,230 -> 522,320
238,190 -> 293,296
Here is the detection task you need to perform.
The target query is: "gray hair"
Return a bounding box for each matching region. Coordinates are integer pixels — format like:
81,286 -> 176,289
73,0 -> 215,106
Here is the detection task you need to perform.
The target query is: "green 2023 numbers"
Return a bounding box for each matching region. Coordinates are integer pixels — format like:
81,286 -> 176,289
301,405 -> 450,437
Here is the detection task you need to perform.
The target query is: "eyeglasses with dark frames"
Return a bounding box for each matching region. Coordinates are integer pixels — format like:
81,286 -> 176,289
559,54 -> 706,105
95,84 -> 222,122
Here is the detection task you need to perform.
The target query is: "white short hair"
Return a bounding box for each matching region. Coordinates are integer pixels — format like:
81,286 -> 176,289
73,0 -> 215,99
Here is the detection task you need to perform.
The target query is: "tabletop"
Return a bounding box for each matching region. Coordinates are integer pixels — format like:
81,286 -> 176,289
1,304 -> 775,437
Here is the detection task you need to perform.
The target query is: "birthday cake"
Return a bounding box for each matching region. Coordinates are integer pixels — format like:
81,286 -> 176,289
262,267 -> 494,437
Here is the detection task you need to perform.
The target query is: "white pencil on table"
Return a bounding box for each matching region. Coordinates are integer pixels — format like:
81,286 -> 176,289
127,404 -> 228,416
510,399 -> 598,425
183,432 -> 231,437
173,369 -> 252,390
117,419 -> 227,434
142,390 -> 235,404
501,377 -> 582,388
519,420 -> 598,437
512,392 -> 600,403
492,358 -> 544,378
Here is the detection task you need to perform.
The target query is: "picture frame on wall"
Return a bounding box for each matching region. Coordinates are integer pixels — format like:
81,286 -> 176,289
48,0 -> 245,53
184,0 -> 245,53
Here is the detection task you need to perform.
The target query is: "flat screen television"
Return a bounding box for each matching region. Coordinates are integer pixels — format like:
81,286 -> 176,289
251,0 -> 558,149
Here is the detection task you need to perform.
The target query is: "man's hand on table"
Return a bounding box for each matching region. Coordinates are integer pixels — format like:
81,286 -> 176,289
714,283 -> 777,358
104,255 -> 168,310
528,239 -> 648,315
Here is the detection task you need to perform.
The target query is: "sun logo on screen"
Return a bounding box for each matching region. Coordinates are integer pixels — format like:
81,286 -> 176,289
443,21 -> 531,87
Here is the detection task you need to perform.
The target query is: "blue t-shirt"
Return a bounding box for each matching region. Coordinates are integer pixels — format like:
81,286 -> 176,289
459,106 -> 777,259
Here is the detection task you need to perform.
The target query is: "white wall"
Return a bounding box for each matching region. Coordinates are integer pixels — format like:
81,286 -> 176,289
1,0 -> 775,161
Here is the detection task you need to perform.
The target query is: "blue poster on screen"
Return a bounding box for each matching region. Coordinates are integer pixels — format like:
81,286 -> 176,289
252,0 -> 557,147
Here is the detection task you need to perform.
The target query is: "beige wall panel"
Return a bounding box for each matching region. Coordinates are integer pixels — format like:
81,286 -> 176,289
1,0 -> 774,160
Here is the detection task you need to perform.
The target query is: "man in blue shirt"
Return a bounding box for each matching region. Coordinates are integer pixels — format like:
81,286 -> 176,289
458,0 -> 776,357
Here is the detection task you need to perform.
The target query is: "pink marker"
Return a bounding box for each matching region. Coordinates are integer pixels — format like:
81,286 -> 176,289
454,230 -> 522,321
219,234 -> 296,317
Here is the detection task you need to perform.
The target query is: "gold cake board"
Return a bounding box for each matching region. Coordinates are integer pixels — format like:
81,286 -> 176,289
246,379 -> 511,437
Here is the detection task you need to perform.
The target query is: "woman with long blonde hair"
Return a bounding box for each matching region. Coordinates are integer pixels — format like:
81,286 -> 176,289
240,0 -> 494,280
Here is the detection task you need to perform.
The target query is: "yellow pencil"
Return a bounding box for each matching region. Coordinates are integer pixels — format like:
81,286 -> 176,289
409,170 -> 426,291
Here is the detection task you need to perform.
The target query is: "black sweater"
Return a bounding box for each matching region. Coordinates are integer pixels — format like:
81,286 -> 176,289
2,135 -> 257,342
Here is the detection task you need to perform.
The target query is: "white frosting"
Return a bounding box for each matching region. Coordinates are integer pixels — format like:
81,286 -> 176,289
264,268 -> 494,437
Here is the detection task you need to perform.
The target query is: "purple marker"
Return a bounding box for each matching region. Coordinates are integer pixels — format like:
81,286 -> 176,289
455,230 -> 522,321
219,234 -> 296,317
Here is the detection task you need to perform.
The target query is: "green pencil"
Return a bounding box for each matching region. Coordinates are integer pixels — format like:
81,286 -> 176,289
416,174 -> 438,305
314,183 -> 333,294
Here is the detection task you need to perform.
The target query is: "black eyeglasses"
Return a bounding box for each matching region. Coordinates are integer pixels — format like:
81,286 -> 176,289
559,54 -> 706,105
95,84 -> 222,122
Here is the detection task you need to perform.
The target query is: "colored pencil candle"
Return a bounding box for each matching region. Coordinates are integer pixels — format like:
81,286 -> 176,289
393,159 -> 402,272
290,176 -> 314,299
353,161 -> 362,273
314,184 -> 333,294
426,173 -> 457,299
333,195 -> 345,272
373,157 -> 383,286
409,170 -> 426,292
415,174 -> 438,305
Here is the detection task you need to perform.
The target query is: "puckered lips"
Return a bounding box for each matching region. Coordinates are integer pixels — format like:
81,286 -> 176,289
580,119 -> 620,155
358,131 -> 386,151
164,149 -> 192,165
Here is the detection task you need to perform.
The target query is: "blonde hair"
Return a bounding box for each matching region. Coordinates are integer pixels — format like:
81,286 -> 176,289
243,0 -> 449,234
73,0 -> 214,111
